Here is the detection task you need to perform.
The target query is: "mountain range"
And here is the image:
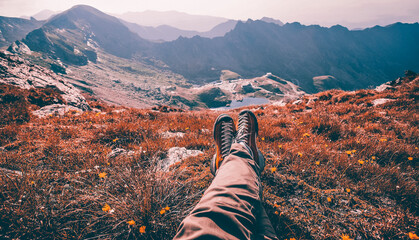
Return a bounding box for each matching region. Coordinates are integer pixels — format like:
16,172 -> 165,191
122,17 -> 283,42
1,4 -> 419,106
121,19 -> 239,42
114,10 -> 229,32
152,20 -> 419,92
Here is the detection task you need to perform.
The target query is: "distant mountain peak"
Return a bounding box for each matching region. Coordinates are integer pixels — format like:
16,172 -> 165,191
51,4 -> 111,20
67,4 -> 104,14
330,24 -> 349,31
21,5 -> 148,64
32,9 -> 58,21
260,17 -> 284,26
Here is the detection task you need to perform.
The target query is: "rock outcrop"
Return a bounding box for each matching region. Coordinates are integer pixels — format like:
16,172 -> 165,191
375,70 -> 418,92
160,147 -> 203,171
32,104 -> 83,118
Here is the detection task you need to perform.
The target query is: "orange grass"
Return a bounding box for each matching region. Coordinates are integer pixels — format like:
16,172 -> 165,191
0,75 -> 418,239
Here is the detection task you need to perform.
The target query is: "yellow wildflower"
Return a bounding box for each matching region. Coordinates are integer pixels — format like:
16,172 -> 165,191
298,152 -> 303,157
127,220 -> 135,225
346,188 -> 351,193
327,197 -> 332,202
408,157 -> 413,161
358,160 -> 364,165
102,204 -> 111,212
165,206 -> 170,211
346,151 -> 352,155
99,172 -> 107,178
140,225 -> 146,233
112,138 -> 118,142
278,145 -> 282,149
325,144 -> 328,147
379,138 -> 387,142
107,162 -> 110,166
185,127 -> 189,130
30,181 -> 35,185
409,232 -> 419,239
271,167 -> 277,173
261,137 -> 265,141
352,150 -> 356,153
371,156 -> 376,160
303,133 -> 310,137
342,235 -> 352,240
315,161 -> 320,165
160,209 -> 166,215
290,238 -> 296,240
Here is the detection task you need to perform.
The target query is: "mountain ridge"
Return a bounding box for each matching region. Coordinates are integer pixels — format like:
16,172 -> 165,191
122,19 -> 240,42
0,16 -> 43,48
123,18 -> 283,42
150,19 -> 419,92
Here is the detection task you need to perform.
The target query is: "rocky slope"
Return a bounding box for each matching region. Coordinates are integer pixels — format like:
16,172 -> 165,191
62,49 -> 192,109
0,51 -> 89,112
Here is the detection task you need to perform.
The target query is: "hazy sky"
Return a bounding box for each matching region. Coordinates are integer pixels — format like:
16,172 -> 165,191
0,0 -> 418,28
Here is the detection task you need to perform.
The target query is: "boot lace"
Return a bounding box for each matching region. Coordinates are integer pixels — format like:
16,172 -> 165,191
221,121 -> 235,158
236,113 -> 250,144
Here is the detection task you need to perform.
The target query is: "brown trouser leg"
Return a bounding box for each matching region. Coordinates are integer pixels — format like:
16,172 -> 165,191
173,143 -> 278,240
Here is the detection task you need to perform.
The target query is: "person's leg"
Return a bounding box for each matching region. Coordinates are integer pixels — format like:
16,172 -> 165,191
173,111 -> 278,240
174,143 -> 262,240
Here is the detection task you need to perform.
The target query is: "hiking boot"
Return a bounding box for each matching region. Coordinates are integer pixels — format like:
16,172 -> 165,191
211,114 -> 236,175
236,110 -> 265,173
